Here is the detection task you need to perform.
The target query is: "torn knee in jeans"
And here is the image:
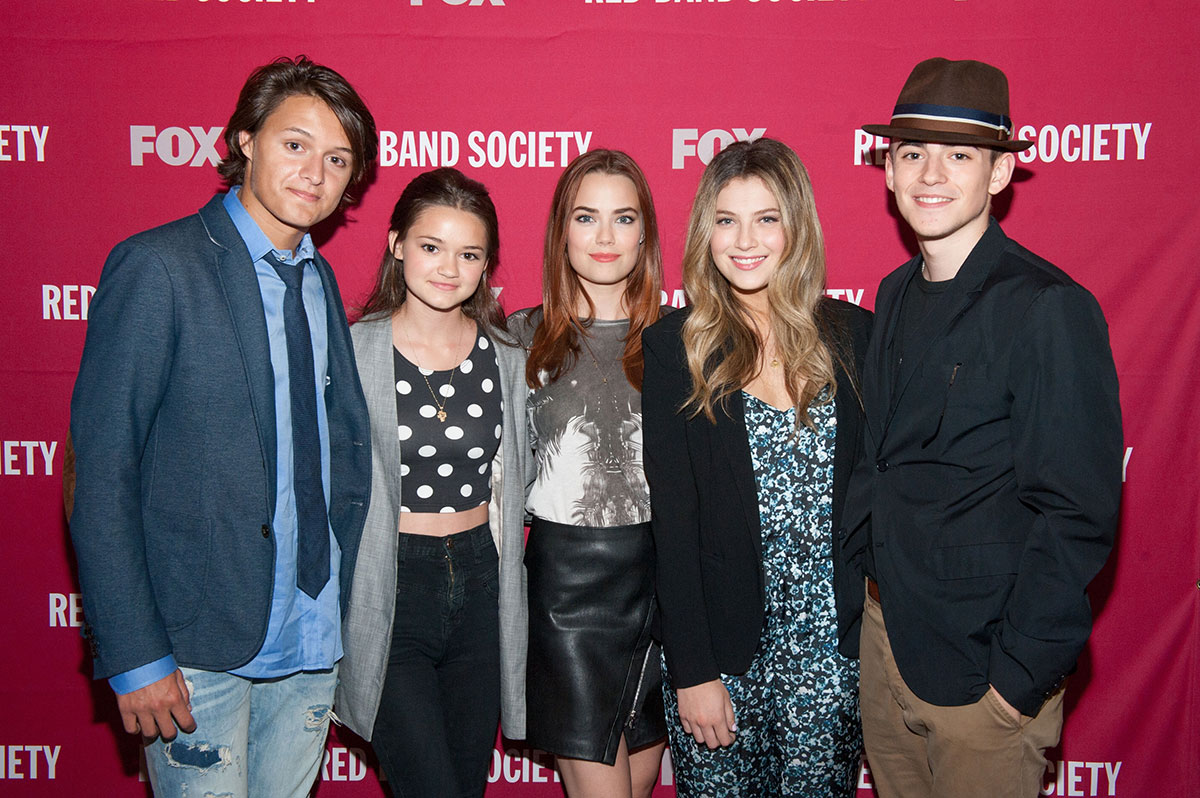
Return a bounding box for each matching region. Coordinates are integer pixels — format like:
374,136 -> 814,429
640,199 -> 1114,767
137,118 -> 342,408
303,704 -> 331,731
162,740 -> 232,771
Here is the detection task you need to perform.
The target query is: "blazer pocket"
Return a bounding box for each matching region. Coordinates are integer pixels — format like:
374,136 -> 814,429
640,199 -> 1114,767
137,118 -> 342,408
143,507 -> 212,631
920,360 -> 994,398
918,360 -> 1002,449
938,361 -> 998,411
921,360 -> 992,381
932,541 -> 1022,580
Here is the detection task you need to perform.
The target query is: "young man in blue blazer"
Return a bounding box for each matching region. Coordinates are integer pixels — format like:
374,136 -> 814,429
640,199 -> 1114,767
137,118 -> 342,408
69,57 -> 377,797
851,58 -> 1122,797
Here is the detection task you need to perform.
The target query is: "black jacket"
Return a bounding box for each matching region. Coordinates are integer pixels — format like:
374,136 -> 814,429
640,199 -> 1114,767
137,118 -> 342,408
642,299 -> 872,689
847,220 -> 1122,716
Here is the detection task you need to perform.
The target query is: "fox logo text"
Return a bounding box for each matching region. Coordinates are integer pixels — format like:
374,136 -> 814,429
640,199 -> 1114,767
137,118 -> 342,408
130,126 -> 222,167
673,127 -> 766,169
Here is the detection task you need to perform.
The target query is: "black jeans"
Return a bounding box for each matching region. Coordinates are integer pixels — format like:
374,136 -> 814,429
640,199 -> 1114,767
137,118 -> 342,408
371,522 -> 501,798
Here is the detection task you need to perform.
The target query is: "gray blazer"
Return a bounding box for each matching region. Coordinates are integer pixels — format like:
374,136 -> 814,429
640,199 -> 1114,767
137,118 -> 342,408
335,315 -> 531,740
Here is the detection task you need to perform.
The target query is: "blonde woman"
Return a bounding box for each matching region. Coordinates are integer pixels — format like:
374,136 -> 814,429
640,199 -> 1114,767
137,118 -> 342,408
642,138 -> 870,796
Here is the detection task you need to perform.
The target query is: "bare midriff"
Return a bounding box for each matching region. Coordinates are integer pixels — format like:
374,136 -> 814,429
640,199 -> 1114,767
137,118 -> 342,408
397,503 -> 489,537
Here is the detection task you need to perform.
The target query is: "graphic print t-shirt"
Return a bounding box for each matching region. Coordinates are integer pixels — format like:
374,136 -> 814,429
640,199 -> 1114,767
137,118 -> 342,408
514,311 -> 650,527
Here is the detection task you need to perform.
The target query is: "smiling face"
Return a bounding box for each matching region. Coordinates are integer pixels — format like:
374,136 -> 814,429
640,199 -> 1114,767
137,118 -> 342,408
392,205 -> 489,316
709,176 -> 786,310
886,141 -> 1014,264
565,172 -> 644,300
237,94 -> 355,252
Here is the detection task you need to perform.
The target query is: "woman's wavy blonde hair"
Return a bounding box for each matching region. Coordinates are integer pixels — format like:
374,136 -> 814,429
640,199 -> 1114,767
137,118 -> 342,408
681,137 -> 836,428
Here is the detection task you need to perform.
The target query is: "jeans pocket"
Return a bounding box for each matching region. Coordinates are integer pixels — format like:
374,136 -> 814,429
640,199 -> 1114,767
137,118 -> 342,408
480,560 -> 500,600
395,555 -> 448,598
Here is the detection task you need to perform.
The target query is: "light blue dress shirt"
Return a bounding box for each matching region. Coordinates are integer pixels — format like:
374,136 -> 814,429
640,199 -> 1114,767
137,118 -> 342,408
109,188 -> 342,694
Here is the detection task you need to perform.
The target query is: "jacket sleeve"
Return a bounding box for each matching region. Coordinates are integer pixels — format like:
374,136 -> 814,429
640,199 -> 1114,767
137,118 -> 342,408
829,302 -> 874,659
988,283 -> 1122,715
69,239 -> 177,679
641,326 -> 722,688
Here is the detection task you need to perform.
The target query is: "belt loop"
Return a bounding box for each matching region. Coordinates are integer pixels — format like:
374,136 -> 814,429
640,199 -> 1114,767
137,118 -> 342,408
396,531 -> 408,567
472,521 -> 491,561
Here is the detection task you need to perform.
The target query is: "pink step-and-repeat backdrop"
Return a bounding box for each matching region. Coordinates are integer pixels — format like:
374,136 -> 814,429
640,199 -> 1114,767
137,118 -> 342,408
3,0 -> 1197,794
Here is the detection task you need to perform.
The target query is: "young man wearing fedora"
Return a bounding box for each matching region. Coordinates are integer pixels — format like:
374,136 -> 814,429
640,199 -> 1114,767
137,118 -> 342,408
847,58 -> 1123,797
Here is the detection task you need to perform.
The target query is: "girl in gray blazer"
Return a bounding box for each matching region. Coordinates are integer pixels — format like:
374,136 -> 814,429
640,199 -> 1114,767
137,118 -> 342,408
333,168 -> 530,798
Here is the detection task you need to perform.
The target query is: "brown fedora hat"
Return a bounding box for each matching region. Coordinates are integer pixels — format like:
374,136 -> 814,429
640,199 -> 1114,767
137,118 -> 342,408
862,57 -> 1033,152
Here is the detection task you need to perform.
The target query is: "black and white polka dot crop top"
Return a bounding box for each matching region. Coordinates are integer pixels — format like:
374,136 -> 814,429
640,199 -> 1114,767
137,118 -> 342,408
393,328 -> 503,513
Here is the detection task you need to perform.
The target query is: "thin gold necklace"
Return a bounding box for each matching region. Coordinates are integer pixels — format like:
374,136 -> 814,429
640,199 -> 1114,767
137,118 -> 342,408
401,320 -> 468,423
579,327 -> 618,385
754,319 -> 780,369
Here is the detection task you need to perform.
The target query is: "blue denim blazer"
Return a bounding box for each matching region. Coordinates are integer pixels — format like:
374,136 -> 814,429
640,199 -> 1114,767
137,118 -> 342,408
69,195 -> 370,680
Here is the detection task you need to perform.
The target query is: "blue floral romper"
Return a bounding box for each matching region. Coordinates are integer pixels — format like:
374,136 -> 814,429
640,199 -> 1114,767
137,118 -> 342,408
664,390 -> 863,796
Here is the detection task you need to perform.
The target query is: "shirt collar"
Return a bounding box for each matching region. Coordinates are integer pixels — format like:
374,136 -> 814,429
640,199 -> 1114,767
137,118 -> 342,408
223,187 -> 316,265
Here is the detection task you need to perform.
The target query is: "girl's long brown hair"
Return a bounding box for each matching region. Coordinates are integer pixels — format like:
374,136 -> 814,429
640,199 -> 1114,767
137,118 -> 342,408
525,149 -> 663,390
357,167 -> 507,332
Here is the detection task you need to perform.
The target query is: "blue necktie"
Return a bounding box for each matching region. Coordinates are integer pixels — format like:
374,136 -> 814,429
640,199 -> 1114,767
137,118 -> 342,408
265,252 -> 330,599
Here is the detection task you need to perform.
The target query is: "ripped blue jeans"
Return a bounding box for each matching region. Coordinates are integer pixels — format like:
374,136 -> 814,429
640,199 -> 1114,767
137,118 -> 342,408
144,665 -> 337,798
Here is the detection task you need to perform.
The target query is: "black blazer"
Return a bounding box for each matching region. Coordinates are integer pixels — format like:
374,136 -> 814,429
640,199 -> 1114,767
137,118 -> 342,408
642,299 -> 872,689
847,220 -> 1122,716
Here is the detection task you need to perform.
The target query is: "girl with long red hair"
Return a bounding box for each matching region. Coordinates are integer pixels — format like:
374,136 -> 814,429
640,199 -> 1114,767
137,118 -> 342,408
511,149 -> 668,798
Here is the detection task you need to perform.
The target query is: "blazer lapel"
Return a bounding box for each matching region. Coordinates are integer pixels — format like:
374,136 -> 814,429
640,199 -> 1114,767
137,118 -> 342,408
879,222 -> 1007,442
715,391 -> 763,563
882,283 -> 976,438
199,196 -> 278,509
315,252 -> 350,399
863,256 -> 917,449
355,318 -> 403,512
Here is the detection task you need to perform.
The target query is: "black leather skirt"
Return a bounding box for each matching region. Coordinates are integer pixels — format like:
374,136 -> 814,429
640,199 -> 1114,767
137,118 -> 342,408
524,518 -> 667,764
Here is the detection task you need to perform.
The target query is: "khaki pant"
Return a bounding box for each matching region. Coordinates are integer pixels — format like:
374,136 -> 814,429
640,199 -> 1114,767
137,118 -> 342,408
859,589 -> 1064,798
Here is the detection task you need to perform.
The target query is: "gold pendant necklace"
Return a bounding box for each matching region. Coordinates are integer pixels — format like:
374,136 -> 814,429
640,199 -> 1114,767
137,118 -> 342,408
401,320 -> 467,423
758,320 -> 781,369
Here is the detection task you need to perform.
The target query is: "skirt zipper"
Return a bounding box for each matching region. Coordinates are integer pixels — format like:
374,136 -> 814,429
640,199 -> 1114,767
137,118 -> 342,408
626,644 -> 655,729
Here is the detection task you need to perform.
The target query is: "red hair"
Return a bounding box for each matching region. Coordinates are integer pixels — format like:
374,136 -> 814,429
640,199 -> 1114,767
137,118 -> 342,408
526,150 -> 663,390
